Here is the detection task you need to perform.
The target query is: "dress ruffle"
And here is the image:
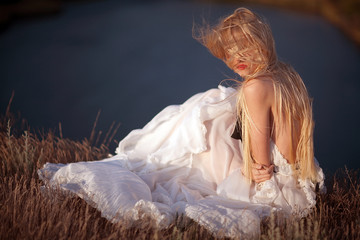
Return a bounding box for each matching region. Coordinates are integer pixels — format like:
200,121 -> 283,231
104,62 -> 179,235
38,85 -> 325,238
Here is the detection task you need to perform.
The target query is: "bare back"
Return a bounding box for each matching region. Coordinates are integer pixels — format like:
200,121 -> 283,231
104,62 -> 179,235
243,77 -> 299,165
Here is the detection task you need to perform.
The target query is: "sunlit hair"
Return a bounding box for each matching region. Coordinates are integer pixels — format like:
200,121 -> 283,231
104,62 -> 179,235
194,8 -> 318,181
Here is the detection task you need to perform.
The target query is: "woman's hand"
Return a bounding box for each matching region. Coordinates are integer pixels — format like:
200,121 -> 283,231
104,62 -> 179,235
252,163 -> 274,183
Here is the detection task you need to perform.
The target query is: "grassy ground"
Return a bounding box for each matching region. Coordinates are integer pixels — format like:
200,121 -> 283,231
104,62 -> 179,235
1,105 -> 360,239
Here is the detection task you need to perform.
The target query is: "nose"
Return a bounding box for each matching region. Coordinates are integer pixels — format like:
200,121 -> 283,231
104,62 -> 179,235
230,59 -> 242,69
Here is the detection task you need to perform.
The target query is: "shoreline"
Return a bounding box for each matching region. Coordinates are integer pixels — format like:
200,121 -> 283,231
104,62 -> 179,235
205,0 -> 360,48
1,0 -> 360,47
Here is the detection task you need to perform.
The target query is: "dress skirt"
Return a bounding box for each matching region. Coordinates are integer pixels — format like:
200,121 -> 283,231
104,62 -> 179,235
38,85 -> 325,238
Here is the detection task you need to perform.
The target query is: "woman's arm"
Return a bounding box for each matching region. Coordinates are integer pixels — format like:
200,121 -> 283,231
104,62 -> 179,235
243,79 -> 274,182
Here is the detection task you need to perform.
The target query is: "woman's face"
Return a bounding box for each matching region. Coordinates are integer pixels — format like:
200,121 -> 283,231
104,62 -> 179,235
225,49 -> 258,78
222,28 -> 262,77
226,56 -> 253,77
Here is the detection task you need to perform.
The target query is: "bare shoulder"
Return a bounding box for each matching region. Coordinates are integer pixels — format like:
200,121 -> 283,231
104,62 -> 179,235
242,78 -> 274,106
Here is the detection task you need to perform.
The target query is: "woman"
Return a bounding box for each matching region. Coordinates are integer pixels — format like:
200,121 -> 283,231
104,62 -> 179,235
38,8 -> 325,238
197,8 -> 319,184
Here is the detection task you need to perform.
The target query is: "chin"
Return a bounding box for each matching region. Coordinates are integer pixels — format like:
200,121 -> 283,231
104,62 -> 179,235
236,72 -> 247,78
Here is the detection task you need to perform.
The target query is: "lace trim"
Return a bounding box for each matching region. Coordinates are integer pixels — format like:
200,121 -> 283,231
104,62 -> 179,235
271,142 -> 326,216
129,200 -> 172,228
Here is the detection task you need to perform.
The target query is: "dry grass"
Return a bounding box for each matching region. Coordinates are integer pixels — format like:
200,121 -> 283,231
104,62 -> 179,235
1,107 -> 359,239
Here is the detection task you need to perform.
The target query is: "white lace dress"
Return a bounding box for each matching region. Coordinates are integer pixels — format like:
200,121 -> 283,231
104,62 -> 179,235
38,86 -> 325,238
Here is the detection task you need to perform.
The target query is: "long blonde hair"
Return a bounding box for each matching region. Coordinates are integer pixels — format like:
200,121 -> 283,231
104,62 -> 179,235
194,8 -> 317,181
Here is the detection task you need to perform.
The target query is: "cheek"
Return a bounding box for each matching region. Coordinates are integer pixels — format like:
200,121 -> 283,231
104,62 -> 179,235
229,59 -> 241,69
224,60 -> 234,69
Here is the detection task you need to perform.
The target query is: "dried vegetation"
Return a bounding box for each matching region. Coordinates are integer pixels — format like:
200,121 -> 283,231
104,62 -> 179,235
0,102 -> 359,239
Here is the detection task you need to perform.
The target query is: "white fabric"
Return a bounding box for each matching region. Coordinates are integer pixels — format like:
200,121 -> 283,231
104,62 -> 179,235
38,86 -> 325,238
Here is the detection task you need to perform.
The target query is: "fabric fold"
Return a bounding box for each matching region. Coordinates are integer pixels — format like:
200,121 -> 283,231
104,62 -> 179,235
38,86 -> 325,238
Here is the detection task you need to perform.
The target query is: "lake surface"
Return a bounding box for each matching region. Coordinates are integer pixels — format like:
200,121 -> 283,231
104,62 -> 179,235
1,0 -> 359,174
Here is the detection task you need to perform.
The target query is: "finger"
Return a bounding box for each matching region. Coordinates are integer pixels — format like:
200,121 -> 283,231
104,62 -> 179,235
252,171 -> 265,179
255,177 -> 271,183
253,163 -> 263,170
253,173 -> 271,182
259,164 -> 274,172
252,167 -> 262,174
255,173 -> 271,179
258,171 -> 272,177
252,169 -> 269,177
261,164 -> 274,170
254,176 -> 271,183
258,169 -> 270,175
267,165 -> 274,173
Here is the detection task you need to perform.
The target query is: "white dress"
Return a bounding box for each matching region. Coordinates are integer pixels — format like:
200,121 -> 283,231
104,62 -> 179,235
38,86 -> 325,238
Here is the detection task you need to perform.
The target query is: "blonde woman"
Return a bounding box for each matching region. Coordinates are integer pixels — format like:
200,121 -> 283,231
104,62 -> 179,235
39,8 -> 325,238
197,7 -> 320,183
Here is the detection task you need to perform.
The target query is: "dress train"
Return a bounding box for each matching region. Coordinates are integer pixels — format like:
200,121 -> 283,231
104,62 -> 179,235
38,86 -> 325,238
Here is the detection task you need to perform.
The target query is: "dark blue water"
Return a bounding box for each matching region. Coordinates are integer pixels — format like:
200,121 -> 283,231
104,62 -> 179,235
1,0 -> 359,174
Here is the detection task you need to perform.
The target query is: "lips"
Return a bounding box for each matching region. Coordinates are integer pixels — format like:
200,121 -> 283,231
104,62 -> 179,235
237,64 -> 247,70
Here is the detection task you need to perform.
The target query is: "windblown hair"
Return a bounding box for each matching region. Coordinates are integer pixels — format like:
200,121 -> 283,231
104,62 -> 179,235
194,8 -> 318,181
